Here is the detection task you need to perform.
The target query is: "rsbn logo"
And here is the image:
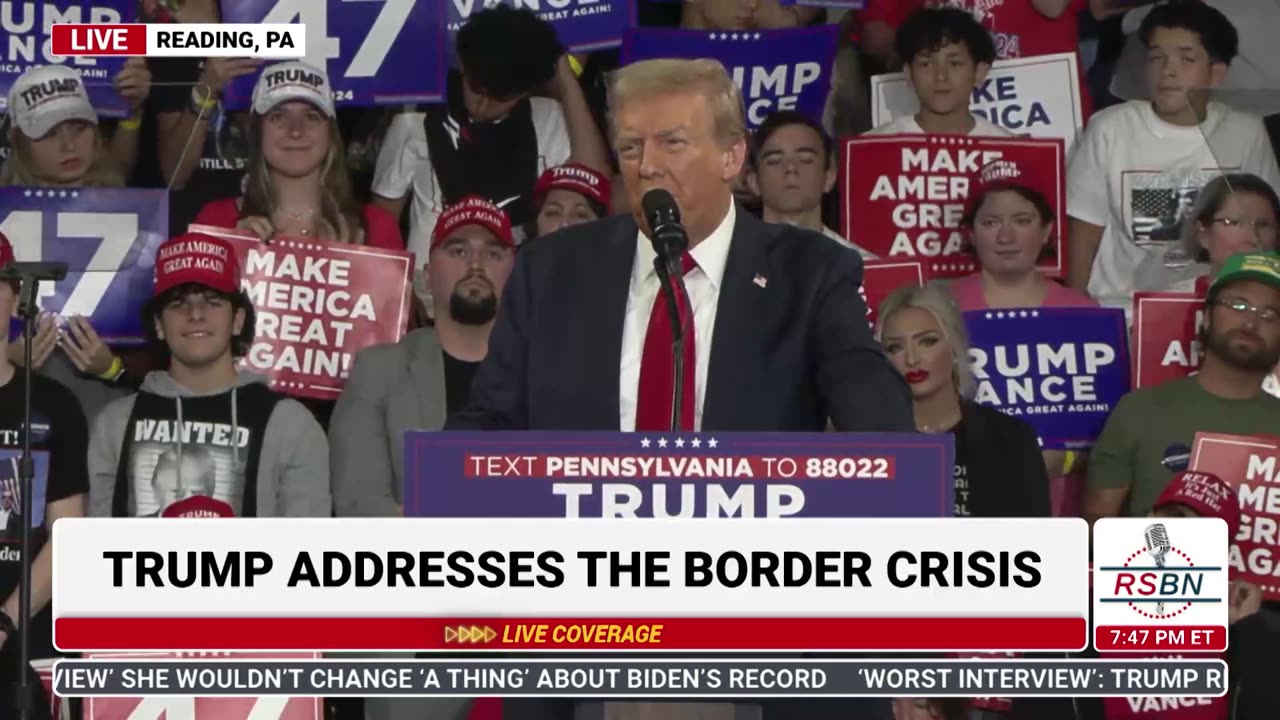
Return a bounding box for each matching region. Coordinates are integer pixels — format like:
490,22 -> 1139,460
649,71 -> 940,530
1100,522 -> 1223,619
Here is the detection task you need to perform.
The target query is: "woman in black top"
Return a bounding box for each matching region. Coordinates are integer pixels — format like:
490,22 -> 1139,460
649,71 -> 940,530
876,284 -> 1050,518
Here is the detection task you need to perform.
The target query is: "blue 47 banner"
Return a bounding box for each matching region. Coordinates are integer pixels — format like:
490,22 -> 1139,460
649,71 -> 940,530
220,0 -> 446,109
404,432 -> 955,518
963,307 -> 1131,450
448,0 -> 636,54
621,26 -> 840,131
0,0 -> 134,118
0,187 -> 168,345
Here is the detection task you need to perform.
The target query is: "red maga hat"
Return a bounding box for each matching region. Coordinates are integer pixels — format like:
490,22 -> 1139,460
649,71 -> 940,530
153,233 -> 240,296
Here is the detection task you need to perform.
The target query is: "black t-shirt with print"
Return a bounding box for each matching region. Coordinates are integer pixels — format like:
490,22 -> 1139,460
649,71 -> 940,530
950,420 -> 972,518
0,371 -> 89,660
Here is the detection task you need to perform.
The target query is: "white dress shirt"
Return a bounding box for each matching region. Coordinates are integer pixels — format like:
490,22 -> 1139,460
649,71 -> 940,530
619,202 -> 736,432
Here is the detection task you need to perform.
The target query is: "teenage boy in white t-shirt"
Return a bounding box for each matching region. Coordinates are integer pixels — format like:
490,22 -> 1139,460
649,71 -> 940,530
865,6 -> 1013,138
1065,0 -> 1280,311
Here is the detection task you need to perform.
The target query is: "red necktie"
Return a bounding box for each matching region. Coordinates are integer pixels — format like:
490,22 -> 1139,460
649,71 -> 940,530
635,254 -> 698,431
466,698 -> 503,720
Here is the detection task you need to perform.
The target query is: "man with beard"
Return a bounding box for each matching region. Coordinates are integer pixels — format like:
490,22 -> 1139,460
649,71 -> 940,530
331,195 -> 515,513
1086,251 -> 1280,522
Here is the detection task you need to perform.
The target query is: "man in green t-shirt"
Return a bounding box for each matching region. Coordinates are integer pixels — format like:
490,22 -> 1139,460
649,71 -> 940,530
1086,252 -> 1280,521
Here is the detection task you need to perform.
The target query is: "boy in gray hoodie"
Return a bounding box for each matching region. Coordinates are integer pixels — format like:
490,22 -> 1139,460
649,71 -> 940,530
88,232 -> 330,518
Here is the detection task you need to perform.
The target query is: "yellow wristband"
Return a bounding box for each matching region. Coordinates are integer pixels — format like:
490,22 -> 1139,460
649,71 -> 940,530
567,54 -> 584,77
98,356 -> 124,382
119,118 -> 141,130
1062,450 -> 1078,475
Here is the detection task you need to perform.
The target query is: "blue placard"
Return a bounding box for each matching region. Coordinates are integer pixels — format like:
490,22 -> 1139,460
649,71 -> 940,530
0,450 -> 50,530
447,0 -> 636,54
620,26 -> 840,131
405,432 -> 955,518
220,0 -> 447,109
0,0 -> 134,118
0,187 -> 168,345
963,307 -> 1131,450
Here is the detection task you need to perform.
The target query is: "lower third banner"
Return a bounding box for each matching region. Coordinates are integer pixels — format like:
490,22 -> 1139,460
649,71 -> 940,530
189,225 -> 413,400
404,432 -> 954,518
1189,432 -> 1280,600
963,307 -> 1130,449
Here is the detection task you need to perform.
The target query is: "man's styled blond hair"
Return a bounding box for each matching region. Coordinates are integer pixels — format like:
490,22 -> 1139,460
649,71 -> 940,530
608,58 -> 746,146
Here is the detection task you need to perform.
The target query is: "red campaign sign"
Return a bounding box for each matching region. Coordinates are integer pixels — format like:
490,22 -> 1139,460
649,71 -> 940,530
1189,432 -> 1280,601
33,658 -> 60,720
1131,292 -> 1203,389
189,224 -> 413,400
861,259 -> 927,328
84,652 -> 323,720
839,134 -> 1066,279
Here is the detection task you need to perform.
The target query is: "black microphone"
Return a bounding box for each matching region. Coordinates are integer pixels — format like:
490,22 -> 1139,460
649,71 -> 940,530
642,188 -> 688,276
0,261 -> 68,281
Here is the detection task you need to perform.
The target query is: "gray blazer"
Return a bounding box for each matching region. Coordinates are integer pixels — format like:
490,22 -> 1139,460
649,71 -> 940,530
330,327 -> 447,517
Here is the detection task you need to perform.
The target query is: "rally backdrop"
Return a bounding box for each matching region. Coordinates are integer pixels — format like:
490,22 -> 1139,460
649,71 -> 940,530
871,52 -> 1084,155
0,187 -> 168,344
963,307 -> 1130,449
620,26 -> 840,131
0,0 -> 134,117
220,0 -> 446,108
189,225 -> 413,400
840,135 -> 1066,279
404,432 -> 956,518
1189,432 -> 1280,601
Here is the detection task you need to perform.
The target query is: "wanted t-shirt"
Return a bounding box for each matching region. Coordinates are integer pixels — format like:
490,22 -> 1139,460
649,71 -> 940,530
0,372 -> 89,658
1066,100 -> 1280,311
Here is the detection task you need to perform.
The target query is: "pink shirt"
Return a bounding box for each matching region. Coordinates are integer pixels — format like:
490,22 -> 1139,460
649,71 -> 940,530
948,272 -> 1097,312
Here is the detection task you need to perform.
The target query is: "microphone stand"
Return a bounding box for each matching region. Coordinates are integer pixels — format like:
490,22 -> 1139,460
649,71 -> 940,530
652,253 -> 690,434
14,273 -> 38,720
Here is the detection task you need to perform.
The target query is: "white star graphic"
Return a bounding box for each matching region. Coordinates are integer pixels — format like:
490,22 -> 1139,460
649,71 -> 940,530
70,191 -> 79,197
1031,310 -> 1040,317
33,190 -> 43,198
752,33 -> 761,40
984,312 -> 993,319
1019,310 -> 1028,318
707,438 -> 718,448
731,33 -> 740,40
691,437 -> 702,448
22,190 -> 31,197
995,311 -> 1004,319
674,438 -> 685,448
58,190 -> 67,198
640,437 -> 651,448
657,437 -> 668,448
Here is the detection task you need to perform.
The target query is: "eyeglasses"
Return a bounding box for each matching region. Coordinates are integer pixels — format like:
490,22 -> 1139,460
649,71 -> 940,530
1215,296 -> 1280,323
1211,217 -> 1278,236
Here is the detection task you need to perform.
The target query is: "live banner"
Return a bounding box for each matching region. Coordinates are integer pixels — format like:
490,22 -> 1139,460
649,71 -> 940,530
84,651 -> 322,720
1188,432 -> 1280,601
962,307 -> 1130,450
0,187 -> 168,344
404,432 -> 956,518
221,0 -> 446,108
871,52 -> 1084,155
448,0 -> 636,53
862,259 -> 927,328
1132,291 -> 1280,396
0,0 -> 134,118
188,224 -> 413,400
620,26 -> 840,131
840,134 -> 1065,279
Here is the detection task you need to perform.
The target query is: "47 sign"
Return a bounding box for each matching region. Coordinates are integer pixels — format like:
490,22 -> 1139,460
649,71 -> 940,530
220,0 -> 446,107
0,187 -> 168,344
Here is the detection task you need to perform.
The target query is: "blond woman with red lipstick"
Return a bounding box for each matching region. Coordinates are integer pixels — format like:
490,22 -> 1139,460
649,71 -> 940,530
877,285 -> 1050,519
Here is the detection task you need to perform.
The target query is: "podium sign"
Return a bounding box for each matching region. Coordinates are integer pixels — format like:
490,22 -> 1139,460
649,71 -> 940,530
405,432 -> 955,518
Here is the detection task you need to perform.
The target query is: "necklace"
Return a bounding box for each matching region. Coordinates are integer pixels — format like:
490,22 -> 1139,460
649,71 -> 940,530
917,412 -> 962,434
276,207 -> 318,236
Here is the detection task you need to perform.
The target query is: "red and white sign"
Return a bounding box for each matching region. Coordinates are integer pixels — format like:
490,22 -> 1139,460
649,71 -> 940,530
861,259 -> 927,328
840,134 -> 1065,279
189,225 -> 413,400
51,23 -> 305,58
1189,432 -> 1280,600
1131,292 -> 1203,389
84,652 -> 322,720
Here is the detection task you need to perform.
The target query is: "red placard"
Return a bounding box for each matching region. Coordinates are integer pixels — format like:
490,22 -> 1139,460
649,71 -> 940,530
1131,292 -> 1203,388
32,658 -> 60,720
840,134 -> 1066,279
1189,432 -> 1280,600
84,651 -> 323,720
188,224 -> 413,400
861,258 -> 927,327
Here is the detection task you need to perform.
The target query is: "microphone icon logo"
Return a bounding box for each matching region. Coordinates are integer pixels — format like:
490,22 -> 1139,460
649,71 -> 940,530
1144,523 -> 1172,614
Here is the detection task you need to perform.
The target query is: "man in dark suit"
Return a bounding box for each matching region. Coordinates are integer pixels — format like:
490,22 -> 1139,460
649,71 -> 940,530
447,57 -> 913,435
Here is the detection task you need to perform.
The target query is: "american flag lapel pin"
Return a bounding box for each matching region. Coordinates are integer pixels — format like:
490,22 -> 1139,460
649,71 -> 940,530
753,273 -> 767,288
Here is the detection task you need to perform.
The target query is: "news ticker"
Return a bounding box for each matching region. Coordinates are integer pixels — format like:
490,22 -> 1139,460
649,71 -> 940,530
52,659 -> 1227,699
